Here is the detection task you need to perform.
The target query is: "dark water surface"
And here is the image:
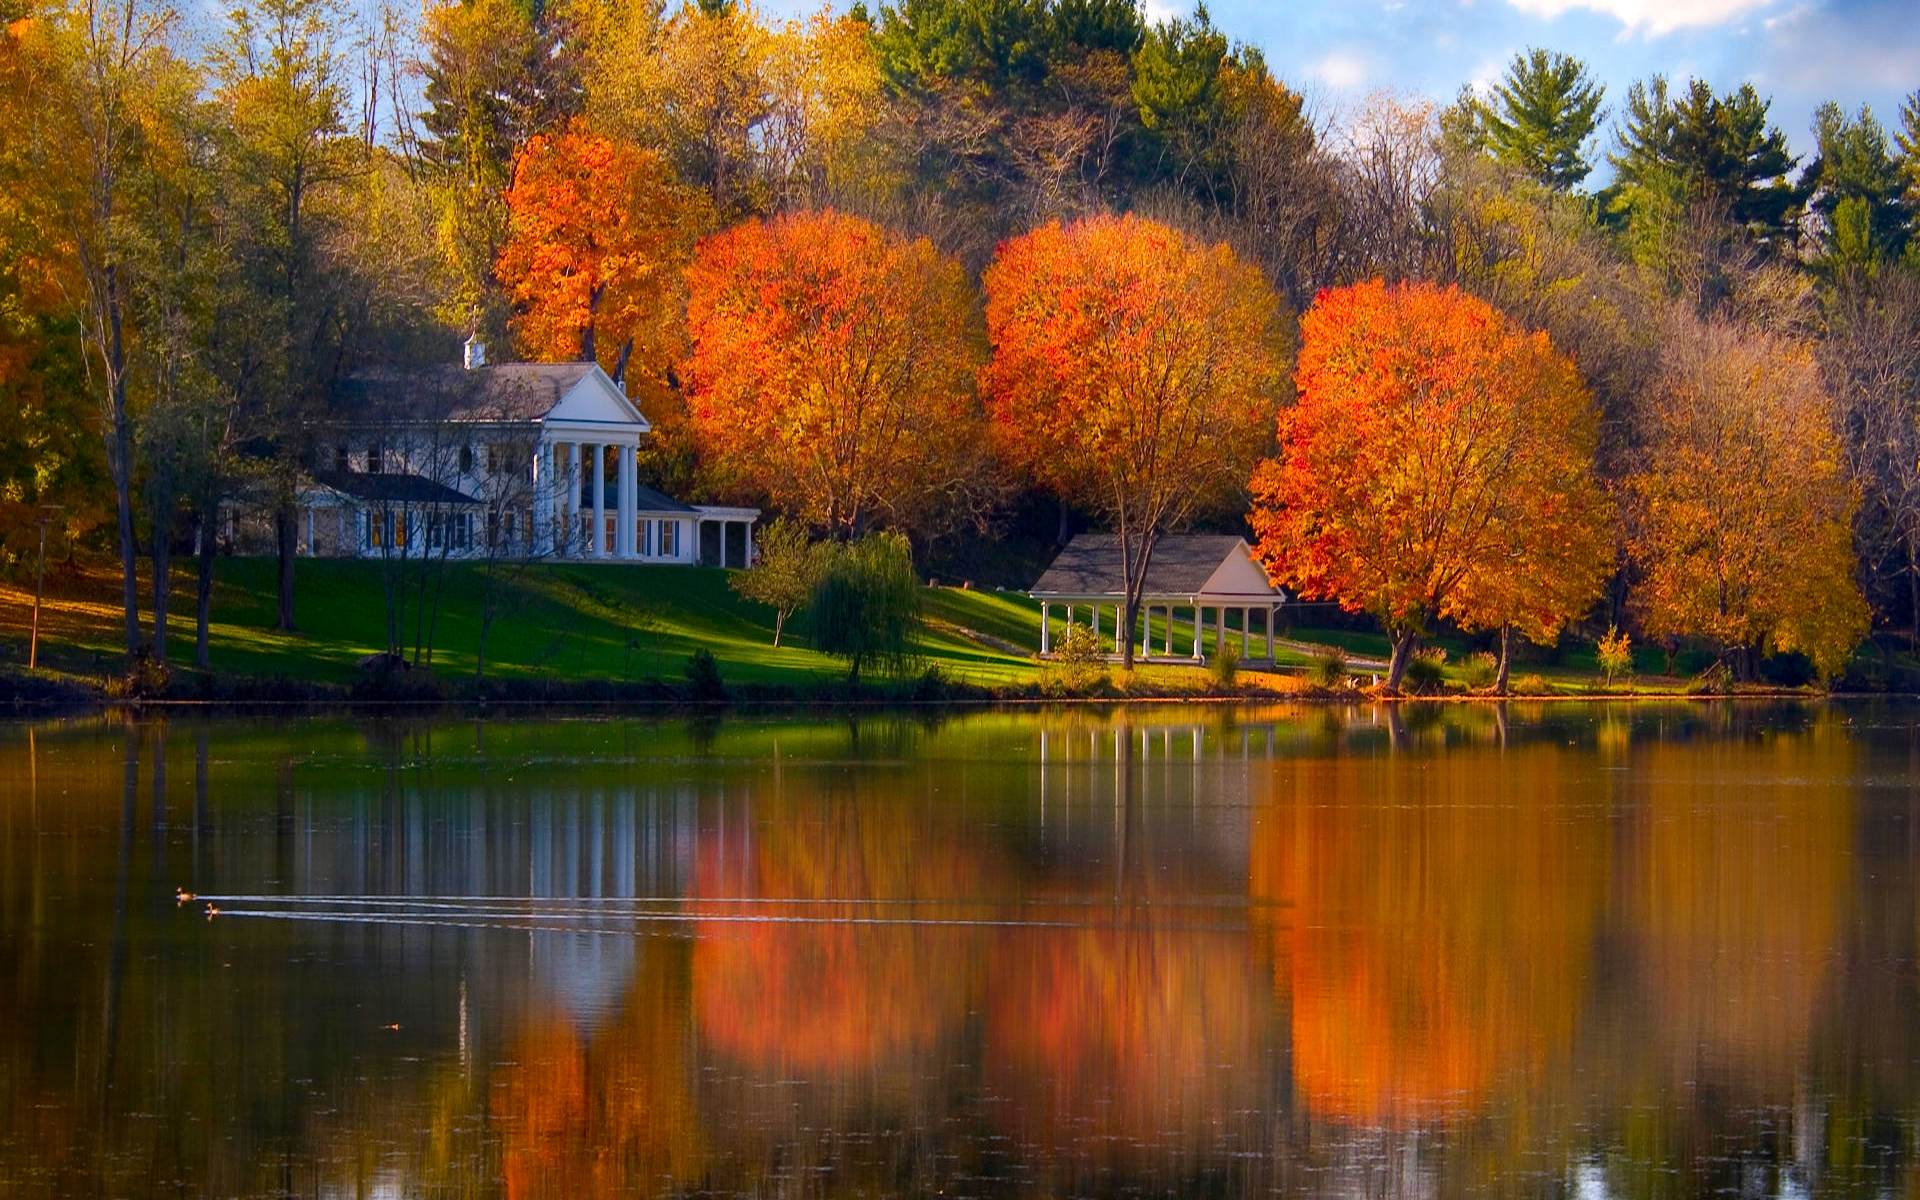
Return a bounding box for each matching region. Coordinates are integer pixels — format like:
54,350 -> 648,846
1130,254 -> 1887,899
3,702 -> 1919,1197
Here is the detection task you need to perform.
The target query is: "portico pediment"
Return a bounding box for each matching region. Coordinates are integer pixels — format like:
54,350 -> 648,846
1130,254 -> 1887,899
541,367 -> 651,438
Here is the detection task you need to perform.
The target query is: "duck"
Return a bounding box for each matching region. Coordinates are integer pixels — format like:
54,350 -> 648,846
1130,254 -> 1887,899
175,888 -> 195,904
204,903 -> 220,919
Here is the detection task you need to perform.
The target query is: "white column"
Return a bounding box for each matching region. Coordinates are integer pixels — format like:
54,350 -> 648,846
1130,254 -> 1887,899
1193,605 -> 1204,660
1040,602 -> 1051,654
1266,605 -> 1276,661
592,443 -> 607,558
1140,604 -> 1152,659
1164,607 -> 1174,657
618,444 -> 635,558
1092,604 -> 1100,641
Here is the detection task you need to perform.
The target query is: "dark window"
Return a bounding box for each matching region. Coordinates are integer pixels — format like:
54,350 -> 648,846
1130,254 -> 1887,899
366,444 -> 383,474
335,445 -> 350,474
459,445 -> 474,474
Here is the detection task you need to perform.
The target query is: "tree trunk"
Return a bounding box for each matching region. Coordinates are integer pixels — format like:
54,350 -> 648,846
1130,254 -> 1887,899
773,609 -> 787,648
275,503 -> 298,632
106,295 -> 139,657
150,495 -> 171,664
1495,624 -> 1512,694
1386,627 -> 1418,691
195,510 -> 216,671
1908,538 -> 1919,649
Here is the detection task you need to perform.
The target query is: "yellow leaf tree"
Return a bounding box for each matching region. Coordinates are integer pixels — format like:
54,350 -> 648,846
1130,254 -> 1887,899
1628,316 -> 1868,679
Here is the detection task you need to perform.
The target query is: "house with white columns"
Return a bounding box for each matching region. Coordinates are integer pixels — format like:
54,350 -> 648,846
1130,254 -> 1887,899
263,345 -> 758,566
1030,534 -> 1286,662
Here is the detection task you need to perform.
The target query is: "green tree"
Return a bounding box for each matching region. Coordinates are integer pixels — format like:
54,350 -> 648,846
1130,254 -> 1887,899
809,532 -> 923,687
728,516 -> 823,647
1896,89 -> 1920,229
1805,102 -> 1909,274
1461,48 -> 1605,190
212,0 -> 359,631
417,0 -> 580,340
1608,76 -> 1801,249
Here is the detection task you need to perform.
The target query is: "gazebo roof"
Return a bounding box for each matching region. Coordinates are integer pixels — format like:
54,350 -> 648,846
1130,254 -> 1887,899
1030,534 -> 1283,602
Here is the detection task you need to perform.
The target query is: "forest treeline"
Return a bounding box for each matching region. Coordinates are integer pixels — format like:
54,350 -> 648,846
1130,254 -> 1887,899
2,0 -> 1919,684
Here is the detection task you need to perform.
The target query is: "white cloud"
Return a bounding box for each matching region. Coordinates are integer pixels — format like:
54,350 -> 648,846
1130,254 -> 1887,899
1309,50 -> 1371,89
1142,0 -> 1189,25
1503,0 -> 1775,37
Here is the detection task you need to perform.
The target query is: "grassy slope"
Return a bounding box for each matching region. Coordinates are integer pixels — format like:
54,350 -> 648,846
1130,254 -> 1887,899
0,554 -> 1701,694
0,556 -> 1059,688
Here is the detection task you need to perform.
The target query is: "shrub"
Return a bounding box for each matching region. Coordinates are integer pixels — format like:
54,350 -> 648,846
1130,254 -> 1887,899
1211,642 -> 1240,689
1596,625 -> 1632,685
1687,661 -> 1732,695
729,517 -> 824,647
1512,672 -> 1548,696
1307,646 -> 1349,688
911,664 -> 949,701
1463,651 -> 1498,690
1401,648 -> 1447,694
684,648 -> 726,701
1759,651 -> 1816,687
1051,622 -> 1109,692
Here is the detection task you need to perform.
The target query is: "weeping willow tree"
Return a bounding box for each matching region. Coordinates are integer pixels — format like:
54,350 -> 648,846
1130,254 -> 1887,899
809,532 -> 922,687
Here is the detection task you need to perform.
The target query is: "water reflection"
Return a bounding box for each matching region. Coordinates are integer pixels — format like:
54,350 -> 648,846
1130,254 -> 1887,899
0,704 -> 1917,1196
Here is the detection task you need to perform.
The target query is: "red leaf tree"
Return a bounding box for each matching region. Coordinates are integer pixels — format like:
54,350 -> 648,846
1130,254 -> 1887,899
1249,280 -> 1614,691
495,118 -> 708,391
682,209 -> 986,536
981,213 -> 1285,669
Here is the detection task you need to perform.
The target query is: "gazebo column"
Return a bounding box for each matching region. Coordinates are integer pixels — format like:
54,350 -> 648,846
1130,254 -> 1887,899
1266,605 -> 1277,661
1091,604 -> 1100,641
1164,607 -> 1174,657
1114,604 -> 1124,655
1140,605 -> 1153,660
1040,602 -> 1051,654
1193,605 -> 1204,660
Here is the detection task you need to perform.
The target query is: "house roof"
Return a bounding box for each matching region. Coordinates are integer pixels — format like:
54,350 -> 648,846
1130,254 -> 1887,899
311,471 -> 478,507
633,485 -> 697,514
335,363 -> 604,424
1030,534 -> 1283,600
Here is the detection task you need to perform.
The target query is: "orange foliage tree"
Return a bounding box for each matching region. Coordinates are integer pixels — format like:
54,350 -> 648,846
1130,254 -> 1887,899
982,213 -> 1285,669
1249,280 -> 1613,690
495,118 -> 708,393
1628,316 -> 1868,679
682,208 -> 986,535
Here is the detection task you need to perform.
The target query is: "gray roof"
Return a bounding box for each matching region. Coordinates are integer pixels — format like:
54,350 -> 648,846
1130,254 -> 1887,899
1031,534 -> 1257,597
337,363 -> 598,424
312,471 -> 478,507
633,484 -> 696,514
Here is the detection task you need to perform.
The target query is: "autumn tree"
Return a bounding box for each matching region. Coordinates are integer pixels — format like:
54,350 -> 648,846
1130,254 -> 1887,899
682,208 -> 986,537
1248,280 -> 1614,691
728,515 -> 822,647
16,0 -> 204,656
417,0 -> 580,339
983,212 -> 1283,670
1628,315 -> 1868,679
495,118 -> 708,394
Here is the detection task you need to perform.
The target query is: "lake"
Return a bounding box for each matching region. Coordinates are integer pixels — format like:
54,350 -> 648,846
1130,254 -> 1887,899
1,702 -> 1915,1197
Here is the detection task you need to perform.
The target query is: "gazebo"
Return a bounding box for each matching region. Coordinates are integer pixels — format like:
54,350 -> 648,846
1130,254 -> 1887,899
1030,534 -> 1287,662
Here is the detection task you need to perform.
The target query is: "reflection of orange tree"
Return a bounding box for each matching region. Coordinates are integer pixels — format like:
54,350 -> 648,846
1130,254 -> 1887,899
690,789 -> 987,1072
1253,748 -> 1608,1127
983,919 -> 1267,1163
493,940 -> 700,1198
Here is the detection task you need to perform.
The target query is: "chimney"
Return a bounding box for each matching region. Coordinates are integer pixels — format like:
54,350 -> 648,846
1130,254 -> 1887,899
463,334 -> 486,370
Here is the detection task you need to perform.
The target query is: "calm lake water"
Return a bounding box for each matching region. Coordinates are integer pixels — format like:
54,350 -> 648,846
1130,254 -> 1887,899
3,702 -> 1918,1197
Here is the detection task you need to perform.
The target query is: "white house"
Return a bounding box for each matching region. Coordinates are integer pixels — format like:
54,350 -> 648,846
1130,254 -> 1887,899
247,345 -> 758,566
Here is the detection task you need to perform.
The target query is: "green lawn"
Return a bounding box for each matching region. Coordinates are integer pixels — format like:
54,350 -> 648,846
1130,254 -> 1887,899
174,558 -> 1061,688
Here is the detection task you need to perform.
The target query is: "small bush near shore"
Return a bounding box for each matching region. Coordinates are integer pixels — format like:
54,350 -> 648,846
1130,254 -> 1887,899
1050,623 -> 1109,692
1307,646 -> 1349,688
1403,648 -> 1447,694
1512,672 -> 1548,696
684,649 -> 726,701
1463,652 -> 1498,690
1211,643 -> 1240,689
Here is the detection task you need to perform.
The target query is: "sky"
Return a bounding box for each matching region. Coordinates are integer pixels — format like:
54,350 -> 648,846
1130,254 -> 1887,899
762,0 -> 1919,174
